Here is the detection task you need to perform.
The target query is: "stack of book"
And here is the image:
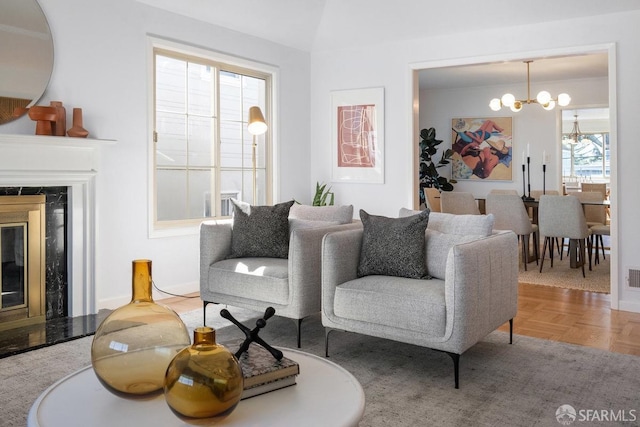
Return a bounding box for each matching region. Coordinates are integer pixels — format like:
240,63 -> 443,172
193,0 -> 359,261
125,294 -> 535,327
226,340 -> 300,399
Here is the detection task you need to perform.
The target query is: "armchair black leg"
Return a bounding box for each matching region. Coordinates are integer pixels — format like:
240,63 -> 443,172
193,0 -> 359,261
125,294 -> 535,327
293,318 -> 304,348
201,300 -> 218,326
509,318 -> 513,344
202,301 -> 210,325
445,352 -> 460,389
324,328 -> 336,357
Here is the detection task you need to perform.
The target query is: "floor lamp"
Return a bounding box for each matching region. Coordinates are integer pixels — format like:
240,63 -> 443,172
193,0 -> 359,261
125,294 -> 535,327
248,106 -> 267,204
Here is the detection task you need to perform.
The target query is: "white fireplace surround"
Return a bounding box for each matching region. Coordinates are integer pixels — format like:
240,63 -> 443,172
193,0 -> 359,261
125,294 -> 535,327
0,134 -> 115,317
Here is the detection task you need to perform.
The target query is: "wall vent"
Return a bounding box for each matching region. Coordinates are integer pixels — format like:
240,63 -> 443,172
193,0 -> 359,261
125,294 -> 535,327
627,268 -> 640,290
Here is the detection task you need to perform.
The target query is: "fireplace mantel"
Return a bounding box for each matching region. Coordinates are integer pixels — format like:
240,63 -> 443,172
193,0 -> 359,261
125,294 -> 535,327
0,134 -> 116,172
0,133 -> 116,317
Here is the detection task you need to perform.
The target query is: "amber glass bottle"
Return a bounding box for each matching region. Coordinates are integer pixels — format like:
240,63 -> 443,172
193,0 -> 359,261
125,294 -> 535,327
164,326 -> 244,420
91,259 -> 191,397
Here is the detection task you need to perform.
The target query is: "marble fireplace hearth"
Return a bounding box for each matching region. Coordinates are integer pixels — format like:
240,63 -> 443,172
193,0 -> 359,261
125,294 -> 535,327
0,134 -> 115,356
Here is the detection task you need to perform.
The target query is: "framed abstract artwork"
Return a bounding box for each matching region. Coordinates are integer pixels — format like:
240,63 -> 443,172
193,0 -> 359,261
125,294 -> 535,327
331,87 -> 384,183
450,117 -> 513,181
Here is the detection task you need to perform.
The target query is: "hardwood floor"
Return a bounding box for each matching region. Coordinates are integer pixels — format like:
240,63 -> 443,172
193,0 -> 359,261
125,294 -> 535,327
159,283 -> 640,357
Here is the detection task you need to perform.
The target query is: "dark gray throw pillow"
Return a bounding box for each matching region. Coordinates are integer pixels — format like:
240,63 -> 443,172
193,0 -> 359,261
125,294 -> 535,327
357,209 -> 430,279
229,199 -> 295,259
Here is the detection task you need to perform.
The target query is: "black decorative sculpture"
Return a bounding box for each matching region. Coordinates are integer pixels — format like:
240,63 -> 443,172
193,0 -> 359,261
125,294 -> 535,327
220,307 -> 283,361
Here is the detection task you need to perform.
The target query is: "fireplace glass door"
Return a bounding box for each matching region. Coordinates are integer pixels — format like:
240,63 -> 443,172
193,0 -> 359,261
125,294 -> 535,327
1,223 -> 27,310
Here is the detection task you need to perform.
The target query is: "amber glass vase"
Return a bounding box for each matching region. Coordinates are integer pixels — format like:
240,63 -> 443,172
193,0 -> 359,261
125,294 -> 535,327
91,259 -> 191,397
164,326 -> 244,421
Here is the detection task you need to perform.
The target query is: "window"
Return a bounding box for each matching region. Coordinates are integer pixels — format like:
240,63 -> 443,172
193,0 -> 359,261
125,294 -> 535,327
151,42 -> 273,232
562,133 -> 610,179
561,108 -> 610,183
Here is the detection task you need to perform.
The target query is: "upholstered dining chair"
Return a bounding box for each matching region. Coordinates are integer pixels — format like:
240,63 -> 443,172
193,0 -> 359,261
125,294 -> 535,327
486,193 -> 538,271
581,182 -> 607,197
538,195 -> 592,278
529,190 -> 560,227
530,190 -> 560,199
440,192 -> 480,215
423,187 -> 441,212
570,191 -> 609,265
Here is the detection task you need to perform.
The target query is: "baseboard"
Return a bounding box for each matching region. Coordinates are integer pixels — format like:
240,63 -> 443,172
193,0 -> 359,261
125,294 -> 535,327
618,299 -> 640,314
97,280 -> 200,310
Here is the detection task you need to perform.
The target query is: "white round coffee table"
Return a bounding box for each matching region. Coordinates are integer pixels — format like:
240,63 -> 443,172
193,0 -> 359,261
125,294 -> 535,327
28,348 -> 365,427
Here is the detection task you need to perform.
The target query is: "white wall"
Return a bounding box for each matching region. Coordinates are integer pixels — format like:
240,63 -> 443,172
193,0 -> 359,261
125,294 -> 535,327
420,77 -> 609,198
310,11 -> 640,312
0,0 -> 311,308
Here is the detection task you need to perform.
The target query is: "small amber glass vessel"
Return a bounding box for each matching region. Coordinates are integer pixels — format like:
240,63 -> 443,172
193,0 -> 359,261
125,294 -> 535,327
91,259 -> 191,397
164,326 -> 244,421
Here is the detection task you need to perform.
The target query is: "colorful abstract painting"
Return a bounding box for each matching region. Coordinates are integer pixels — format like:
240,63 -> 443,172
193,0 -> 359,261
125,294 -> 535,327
451,117 -> 513,181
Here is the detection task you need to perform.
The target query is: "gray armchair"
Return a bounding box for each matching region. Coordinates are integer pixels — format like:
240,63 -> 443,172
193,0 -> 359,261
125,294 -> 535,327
321,211 -> 518,388
200,204 -> 359,347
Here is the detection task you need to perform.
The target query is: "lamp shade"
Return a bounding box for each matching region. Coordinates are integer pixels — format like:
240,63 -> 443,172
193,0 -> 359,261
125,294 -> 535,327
557,93 -> 571,107
248,106 -> 267,135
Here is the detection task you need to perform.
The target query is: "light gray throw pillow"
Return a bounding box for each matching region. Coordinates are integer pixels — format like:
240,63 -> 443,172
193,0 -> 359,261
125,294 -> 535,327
289,204 -> 353,224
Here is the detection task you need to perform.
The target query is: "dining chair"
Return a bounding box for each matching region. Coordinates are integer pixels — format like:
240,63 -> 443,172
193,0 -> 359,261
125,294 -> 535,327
538,195 -> 592,278
570,191 -> 608,264
530,190 -> 560,200
423,187 -> 441,212
528,191 -> 560,254
440,192 -> 480,215
486,193 -> 538,270
581,183 -> 607,197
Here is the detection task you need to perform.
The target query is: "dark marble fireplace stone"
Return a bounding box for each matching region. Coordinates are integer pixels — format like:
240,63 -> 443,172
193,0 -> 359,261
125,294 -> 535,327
0,186 -> 68,319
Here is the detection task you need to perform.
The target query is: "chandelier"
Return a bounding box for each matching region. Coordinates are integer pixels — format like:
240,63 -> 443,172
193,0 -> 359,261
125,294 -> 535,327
489,60 -> 571,112
565,114 -> 590,145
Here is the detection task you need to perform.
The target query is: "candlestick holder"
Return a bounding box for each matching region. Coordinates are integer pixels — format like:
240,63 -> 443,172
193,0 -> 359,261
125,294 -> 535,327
521,164 -> 526,200
522,157 -> 534,201
542,164 -> 547,195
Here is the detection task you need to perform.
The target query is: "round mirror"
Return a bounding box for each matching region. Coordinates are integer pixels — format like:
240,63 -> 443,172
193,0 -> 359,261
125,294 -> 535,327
0,0 -> 54,125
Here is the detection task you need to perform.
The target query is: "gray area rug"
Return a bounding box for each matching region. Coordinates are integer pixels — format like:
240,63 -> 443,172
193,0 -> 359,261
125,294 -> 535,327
3,306 -> 638,426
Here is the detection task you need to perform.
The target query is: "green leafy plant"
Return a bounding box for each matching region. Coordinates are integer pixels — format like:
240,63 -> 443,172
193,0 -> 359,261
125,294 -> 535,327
419,127 -> 455,205
312,182 -> 334,206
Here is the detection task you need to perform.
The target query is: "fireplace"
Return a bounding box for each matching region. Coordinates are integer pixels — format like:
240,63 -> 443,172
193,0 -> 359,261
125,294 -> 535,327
0,195 -> 46,330
0,134 -> 114,320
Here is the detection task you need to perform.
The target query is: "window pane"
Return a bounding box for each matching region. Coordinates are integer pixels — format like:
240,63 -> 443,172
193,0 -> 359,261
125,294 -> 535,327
156,112 -> 187,167
220,71 -> 242,121
220,120 -> 244,168
157,169 -> 187,221
242,76 -> 266,119
188,116 -> 213,167
187,62 -> 214,116
156,55 -> 186,114
188,169 -> 213,219
220,170 -> 244,204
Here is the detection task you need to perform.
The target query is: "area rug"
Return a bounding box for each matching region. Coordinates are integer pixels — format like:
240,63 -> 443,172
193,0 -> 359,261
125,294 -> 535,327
3,307 -> 637,427
518,251 -> 610,293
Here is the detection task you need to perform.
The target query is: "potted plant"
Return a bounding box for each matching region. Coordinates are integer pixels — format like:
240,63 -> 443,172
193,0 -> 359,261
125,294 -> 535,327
418,127 -> 455,205
312,182 -> 334,206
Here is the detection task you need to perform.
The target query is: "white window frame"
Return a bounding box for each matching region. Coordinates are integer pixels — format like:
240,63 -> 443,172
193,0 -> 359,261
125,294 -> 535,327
147,36 -> 279,238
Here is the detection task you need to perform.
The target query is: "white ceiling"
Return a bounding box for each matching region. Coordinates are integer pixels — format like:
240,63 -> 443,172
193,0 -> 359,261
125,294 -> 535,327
418,53 -> 609,90
136,0 -> 640,52
135,0 -> 632,91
